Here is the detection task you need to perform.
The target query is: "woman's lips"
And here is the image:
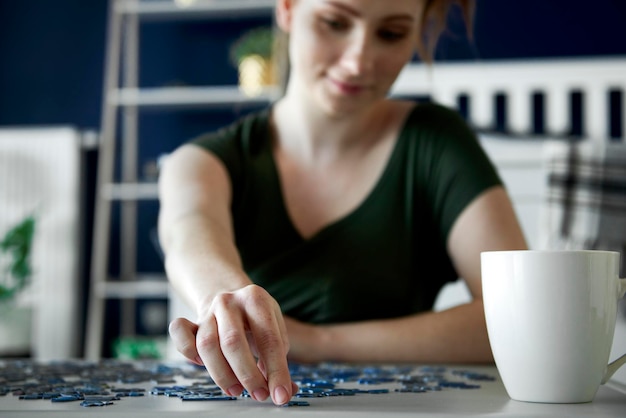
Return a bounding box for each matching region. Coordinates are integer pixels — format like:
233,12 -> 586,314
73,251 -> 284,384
329,77 -> 366,95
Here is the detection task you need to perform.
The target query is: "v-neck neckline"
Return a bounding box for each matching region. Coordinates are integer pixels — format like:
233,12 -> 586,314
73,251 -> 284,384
263,104 -> 420,243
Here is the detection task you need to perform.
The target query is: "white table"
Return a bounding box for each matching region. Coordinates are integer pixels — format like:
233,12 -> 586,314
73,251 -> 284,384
1,362 -> 625,417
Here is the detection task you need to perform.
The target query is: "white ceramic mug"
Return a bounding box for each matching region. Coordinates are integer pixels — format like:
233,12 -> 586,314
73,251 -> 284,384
481,250 -> 626,403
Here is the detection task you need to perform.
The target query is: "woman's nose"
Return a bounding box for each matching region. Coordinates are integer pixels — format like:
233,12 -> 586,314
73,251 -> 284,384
339,31 -> 374,76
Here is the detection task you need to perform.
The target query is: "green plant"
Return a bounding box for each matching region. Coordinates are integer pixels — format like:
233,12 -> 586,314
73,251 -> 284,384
0,216 -> 36,301
229,26 -> 274,67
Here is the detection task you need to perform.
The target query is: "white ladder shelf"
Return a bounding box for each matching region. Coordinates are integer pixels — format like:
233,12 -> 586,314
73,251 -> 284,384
85,0 -> 276,360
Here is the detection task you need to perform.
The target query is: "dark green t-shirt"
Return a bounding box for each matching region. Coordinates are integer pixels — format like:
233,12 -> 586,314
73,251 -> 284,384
191,103 -> 501,324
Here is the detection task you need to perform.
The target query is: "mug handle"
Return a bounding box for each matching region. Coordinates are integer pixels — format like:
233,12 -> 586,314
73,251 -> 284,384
601,278 -> 626,384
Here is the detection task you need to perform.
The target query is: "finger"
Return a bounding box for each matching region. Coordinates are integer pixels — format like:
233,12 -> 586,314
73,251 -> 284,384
168,317 -> 202,365
213,296 -> 270,402
263,359 -> 299,395
257,358 -> 267,379
275,313 -> 290,354
194,314 -> 245,397
246,304 -> 293,405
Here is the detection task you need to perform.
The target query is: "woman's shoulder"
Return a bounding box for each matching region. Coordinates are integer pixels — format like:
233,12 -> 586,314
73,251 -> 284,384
396,100 -> 476,146
401,101 -> 468,129
191,107 -> 272,153
181,107 -> 272,185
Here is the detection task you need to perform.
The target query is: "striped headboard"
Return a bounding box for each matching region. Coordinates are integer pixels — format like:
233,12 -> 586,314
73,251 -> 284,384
393,56 -> 625,141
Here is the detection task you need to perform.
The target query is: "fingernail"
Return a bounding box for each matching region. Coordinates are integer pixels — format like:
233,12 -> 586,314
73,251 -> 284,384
226,384 -> 243,396
273,385 -> 290,405
252,387 -> 269,402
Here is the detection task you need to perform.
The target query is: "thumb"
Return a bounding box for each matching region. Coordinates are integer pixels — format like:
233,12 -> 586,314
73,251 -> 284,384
168,317 -> 203,365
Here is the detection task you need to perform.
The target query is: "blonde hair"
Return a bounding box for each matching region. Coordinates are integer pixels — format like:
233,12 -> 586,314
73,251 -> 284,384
417,0 -> 475,62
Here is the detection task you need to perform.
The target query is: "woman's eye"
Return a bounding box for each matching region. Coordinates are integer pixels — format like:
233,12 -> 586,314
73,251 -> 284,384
378,29 -> 406,42
322,18 -> 348,31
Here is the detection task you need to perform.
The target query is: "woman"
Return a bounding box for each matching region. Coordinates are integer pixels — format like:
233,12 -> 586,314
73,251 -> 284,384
158,0 -> 527,406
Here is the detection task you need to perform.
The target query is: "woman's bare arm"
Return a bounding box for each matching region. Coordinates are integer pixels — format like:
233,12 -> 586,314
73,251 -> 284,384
158,144 -> 295,405
158,145 -> 248,309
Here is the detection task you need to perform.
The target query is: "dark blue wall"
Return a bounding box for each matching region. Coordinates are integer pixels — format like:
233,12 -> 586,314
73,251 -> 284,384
0,0 -> 107,128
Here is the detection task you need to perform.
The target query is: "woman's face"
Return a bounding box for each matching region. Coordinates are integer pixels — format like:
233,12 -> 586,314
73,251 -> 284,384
280,0 -> 423,116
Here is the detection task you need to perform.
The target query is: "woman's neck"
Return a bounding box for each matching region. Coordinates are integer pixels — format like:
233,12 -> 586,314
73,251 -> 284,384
272,87 -> 391,166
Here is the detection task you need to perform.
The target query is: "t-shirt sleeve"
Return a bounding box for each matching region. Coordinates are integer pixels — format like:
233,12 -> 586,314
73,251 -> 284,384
189,121 -> 244,185
411,104 -> 503,242
186,109 -> 270,197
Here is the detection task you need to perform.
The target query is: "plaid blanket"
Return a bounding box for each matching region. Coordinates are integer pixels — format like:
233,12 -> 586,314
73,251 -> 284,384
541,140 -> 626,275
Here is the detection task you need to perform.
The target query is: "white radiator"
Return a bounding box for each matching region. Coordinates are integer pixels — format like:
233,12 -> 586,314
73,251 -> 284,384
0,127 -> 83,360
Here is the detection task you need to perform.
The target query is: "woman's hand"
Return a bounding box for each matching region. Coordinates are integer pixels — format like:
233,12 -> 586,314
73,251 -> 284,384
168,284 -> 298,405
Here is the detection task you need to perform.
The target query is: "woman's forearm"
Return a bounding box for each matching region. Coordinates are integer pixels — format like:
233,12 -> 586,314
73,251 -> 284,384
158,145 -> 252,317
160,212 -> 251,317
311,300 -> 493,364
